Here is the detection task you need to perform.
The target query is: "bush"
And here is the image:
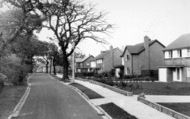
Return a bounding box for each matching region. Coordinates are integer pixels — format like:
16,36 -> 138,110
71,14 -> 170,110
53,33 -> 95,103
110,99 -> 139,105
0,54 -> 30,85
75,72 -> 95,77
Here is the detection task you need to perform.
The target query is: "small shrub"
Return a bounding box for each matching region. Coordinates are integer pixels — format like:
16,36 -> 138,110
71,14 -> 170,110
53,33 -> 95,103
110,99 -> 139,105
121,81 -> 127,87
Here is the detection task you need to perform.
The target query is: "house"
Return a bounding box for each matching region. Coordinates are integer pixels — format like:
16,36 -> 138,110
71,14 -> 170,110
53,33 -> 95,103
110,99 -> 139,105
94,46 -> 122,74
121,36 -> 165,76
159,33 -> 190,82
75,55 -> 94,73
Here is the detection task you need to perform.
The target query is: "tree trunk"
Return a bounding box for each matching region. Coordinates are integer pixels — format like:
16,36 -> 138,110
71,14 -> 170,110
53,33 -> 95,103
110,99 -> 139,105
62,52 -> 69,81
53,57 -> 56,75
46,61 -> 49,73
49,58 -> 52,74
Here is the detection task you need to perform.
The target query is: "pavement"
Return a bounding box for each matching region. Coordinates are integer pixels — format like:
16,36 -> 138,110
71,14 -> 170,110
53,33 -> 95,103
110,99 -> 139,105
13,73 -> 102,119
57,74 -> 176,119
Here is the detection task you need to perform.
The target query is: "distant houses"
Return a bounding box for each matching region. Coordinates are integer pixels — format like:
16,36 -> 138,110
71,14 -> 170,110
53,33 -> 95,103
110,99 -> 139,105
93,46 -> 122,74
159,33 -> 190,82
74,36 -> 167,79
75,55 -> 94,73
121,36 -> 165,76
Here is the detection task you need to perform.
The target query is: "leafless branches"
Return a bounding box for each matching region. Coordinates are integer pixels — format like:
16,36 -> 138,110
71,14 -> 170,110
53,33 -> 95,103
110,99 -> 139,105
42,0 -> 112,57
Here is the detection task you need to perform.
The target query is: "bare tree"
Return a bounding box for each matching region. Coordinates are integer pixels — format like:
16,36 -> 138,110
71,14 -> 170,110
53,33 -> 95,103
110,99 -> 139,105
42,0 -> 112,80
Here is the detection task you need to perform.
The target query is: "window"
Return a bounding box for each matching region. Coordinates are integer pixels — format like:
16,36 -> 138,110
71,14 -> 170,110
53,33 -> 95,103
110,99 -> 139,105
77,69 -> 81,73
80,63 -> 83,67
97,59 -> 103,64
127,55 -> 130,60
168,51 -> 173,58
187,49 -> 190,57
177,49 -> 182,57
86,63 -> 89,66
122,57 -> 124,65
127,67 -> 130,74
187,68 -> 190,78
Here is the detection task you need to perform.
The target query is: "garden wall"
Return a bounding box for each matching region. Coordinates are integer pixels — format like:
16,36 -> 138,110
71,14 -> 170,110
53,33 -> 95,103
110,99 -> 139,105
138,96 -> 190,119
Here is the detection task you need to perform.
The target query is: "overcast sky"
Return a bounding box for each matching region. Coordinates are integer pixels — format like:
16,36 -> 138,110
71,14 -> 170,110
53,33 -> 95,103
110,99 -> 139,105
39,0 -> 190,56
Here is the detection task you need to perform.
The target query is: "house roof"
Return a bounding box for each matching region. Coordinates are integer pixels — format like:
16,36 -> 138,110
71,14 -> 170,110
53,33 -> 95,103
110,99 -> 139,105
94,51 -> 109,60
75,55 -> 94,63
95,48 -> 121,60
164,33 -> 190,51
121,40 -> 165,57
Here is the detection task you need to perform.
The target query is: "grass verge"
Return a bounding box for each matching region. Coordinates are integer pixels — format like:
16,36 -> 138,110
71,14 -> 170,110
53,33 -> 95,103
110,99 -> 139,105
100,103 -> 137,119
0,85 -> 26,119
70,83 -> 104,99
121,82 -> 190,95
95,80 -> 190,95
158,103 -> 190,117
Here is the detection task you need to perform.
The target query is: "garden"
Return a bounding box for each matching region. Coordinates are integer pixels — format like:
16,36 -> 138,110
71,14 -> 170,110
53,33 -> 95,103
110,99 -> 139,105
75,73 -> 190,95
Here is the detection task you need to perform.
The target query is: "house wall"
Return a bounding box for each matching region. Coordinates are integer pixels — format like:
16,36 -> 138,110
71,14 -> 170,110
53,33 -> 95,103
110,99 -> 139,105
122,50 -> 132,75
149,42 -> 165,70
83,56 -> 94,69
163,48 -> 190,82
132,55 -> 141,75
103,49 -> 122,72
181,67 -> 190,82
164,58 -> 190,66
125,41 -> 165,76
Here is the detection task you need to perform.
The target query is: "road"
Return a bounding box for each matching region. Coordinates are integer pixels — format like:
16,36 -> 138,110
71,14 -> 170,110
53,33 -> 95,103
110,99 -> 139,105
15,73 -> 102,119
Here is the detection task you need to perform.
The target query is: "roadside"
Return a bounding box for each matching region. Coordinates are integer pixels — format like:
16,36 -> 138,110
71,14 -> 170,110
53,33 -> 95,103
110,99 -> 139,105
0,85 -> 26,119
56,74 -> 174,119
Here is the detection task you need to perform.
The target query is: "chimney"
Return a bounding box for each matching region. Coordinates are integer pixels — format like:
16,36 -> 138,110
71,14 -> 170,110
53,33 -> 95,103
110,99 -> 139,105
144,36 -> 151,71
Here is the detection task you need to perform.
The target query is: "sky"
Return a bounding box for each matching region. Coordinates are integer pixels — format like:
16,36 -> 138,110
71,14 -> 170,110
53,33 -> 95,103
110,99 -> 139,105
38,0 -> 190,56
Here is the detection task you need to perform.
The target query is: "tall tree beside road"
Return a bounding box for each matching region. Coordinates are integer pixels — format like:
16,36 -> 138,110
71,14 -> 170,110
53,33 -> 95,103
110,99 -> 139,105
42,0 -> 112,80
48,43 -> 59,75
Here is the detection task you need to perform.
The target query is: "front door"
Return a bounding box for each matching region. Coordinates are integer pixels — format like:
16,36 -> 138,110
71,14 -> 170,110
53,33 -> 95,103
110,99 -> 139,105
173,68 -> 182,81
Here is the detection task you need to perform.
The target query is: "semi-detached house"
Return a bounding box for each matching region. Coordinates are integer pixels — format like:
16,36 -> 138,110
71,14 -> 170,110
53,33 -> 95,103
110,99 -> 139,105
159,33 -> 190,82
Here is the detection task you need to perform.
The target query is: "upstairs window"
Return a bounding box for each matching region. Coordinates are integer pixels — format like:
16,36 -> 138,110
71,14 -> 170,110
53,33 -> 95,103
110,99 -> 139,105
168,51 -> 173,58
187,68 -> 190,77
127,55 -> 130,60
97,59 -> 103,64
80,63 -> 83,67
187,49 -> 190,57
177,49 -> 182,57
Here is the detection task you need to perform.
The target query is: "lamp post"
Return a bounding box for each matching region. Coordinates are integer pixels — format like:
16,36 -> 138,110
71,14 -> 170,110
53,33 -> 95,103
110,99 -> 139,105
72,49 -> 75,83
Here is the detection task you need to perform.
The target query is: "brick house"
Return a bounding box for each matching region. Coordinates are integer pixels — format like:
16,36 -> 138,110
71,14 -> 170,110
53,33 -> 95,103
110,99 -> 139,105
75,55 -> 94,73
159,33 -> 190,82
94,46 -> 122,74
121,36 -> 165,76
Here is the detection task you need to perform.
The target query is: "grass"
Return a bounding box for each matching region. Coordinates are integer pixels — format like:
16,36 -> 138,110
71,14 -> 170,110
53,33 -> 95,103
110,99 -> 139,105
158,103 -> 190,117
100,103 -> 137,119
107,81 -> 190,95
70,83 -> 104,99
127,82 -> 190,95
0,85 -> 26,119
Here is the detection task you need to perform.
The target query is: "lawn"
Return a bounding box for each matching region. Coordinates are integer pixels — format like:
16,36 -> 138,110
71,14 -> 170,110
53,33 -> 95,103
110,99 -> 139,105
100,103 -> 137,119
158,103 -> 190,117
96,80 -> 190,95
70,83 -> 104,99
0,85 -> 26,119
120,82 -> 190,95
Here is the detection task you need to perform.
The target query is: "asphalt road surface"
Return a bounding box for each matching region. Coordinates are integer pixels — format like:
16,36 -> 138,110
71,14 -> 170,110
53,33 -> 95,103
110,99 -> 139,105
15,73 -> 102,119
